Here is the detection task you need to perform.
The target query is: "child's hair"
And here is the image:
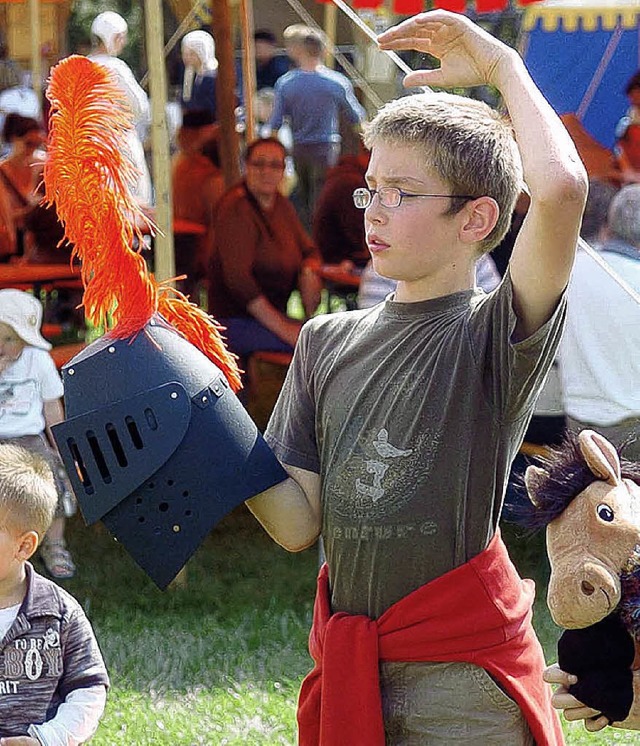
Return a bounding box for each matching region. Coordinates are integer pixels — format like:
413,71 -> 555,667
0,444 -> 57,540
363,92 -> 523,253
283,24 -> 325,58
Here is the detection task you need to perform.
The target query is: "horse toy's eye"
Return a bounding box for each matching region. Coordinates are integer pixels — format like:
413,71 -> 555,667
597,503 -> 615,522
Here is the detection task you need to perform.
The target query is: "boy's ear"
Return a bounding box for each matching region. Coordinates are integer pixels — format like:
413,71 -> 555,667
16,530 -> 39,562
458,196 -> 499,245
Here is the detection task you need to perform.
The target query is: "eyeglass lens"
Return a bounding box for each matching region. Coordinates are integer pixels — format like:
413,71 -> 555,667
248,160 -> 285,170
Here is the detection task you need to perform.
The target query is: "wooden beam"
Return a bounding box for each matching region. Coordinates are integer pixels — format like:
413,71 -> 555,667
145,0 -> 175,284
324,2 -> 337,69
239,0 -> 256,143
28,0 -> 41,100
210,0 -> 241,187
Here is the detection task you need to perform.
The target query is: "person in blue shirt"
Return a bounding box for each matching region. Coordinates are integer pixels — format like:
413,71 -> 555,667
180,30 -> 217,118
268,24 -> 366,229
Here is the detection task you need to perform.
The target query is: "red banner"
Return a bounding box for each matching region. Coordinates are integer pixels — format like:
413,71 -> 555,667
394,0 -> 424,13
317,0 -> 541,12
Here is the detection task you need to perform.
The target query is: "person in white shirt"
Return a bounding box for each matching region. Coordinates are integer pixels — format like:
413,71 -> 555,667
559,184 -> 640,459
89,11 -> 152,206
0,290 -> 76,579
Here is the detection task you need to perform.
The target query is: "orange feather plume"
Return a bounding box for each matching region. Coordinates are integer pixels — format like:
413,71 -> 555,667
44,55 -> 241,392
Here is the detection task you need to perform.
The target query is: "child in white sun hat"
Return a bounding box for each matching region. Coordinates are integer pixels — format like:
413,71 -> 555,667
0,288 -> 76,579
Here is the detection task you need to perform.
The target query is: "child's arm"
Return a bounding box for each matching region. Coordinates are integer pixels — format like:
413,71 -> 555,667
378,11 -> 588,340
25,685 -> 107,746
246,464 -> 321,552
43,398 -> 64,449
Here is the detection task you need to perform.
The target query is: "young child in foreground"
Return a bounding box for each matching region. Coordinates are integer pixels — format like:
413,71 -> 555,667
0,444 -> 108,745
247,9 -> 588,746
0,289 -> 77,580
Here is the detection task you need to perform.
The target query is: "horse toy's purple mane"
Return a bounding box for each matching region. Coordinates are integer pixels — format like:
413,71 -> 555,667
522,429 -> 640,728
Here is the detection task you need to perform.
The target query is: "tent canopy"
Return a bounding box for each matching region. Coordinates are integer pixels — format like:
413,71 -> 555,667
521,0 -> 640,149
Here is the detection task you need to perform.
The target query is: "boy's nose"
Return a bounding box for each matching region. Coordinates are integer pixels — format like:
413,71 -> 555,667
365,200 -> 387,224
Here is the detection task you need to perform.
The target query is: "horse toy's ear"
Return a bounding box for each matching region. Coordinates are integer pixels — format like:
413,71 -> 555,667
524,464 -> 547,507
579,429 -> 622,485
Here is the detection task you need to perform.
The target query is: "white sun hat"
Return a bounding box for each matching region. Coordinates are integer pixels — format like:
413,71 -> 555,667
0,289 -> 51,350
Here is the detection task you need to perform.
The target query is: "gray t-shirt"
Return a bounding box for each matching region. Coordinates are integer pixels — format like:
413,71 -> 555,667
265,272 -> 566,619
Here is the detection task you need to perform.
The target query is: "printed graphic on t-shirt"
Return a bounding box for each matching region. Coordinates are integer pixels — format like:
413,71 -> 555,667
327,425 -> 440,522
0,625 -> 63,696
0,378 -> 39,419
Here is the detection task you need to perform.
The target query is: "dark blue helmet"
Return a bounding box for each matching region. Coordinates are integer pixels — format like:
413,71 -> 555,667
52,315 -> 287,588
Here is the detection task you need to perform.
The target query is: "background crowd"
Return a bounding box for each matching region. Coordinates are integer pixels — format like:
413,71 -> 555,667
0,11 -> 638,580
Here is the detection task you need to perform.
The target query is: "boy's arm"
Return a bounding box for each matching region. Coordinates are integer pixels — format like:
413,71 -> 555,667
246,464 -> 321,552
378,11 -> 588,339
26,685 -> 107,746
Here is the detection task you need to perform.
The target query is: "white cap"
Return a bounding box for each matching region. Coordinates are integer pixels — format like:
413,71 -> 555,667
91,11 -> 128,55
181,30 -> 218,72
0,289 -> 51,350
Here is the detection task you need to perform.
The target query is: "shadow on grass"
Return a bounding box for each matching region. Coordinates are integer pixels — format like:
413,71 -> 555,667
48,507 -> 318,693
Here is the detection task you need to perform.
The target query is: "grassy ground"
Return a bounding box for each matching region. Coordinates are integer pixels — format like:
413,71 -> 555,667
50,510 -> 640,745
57,507 -> 317,745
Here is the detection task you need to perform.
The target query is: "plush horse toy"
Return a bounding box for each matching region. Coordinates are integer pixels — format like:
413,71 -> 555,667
523,429 -> 640,727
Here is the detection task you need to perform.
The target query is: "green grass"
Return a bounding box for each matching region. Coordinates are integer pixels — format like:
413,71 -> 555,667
49,507 -> 640,745
57,508 -> 317,745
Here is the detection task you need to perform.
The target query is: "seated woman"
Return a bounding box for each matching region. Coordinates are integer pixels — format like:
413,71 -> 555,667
172,109 -> 225,300
208,137 -> 322,359
0,113 -> 45,258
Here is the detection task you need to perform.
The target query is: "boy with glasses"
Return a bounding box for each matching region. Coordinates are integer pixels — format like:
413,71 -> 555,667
248,11 -> 587,744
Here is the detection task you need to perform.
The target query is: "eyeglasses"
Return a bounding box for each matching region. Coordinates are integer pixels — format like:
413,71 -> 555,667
247,159 -> 285,171
352,187 -> 476,209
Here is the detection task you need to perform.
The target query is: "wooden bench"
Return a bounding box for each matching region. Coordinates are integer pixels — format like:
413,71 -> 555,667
250,350 -> 293,367
50,342 -> 86,370
245,350 -> 293,432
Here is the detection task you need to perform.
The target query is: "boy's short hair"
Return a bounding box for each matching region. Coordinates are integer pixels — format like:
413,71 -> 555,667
283,24 -> 325,58
363,92 -> 523,253
0,444 -> 57,540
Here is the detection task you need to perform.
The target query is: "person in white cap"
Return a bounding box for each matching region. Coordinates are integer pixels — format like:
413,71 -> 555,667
0,289 -> 76,579
89,11 -> 152,206
180,30 -> 218,118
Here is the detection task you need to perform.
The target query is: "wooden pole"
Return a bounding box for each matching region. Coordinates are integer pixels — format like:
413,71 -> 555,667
324,2 -> 337,69
28,0 -> 41,101
239,0 -> 256,143
210,0 -> 241,186
145,0 -> 175,283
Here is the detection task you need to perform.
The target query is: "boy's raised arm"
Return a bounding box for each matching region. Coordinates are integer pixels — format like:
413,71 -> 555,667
378,11 -> 588,338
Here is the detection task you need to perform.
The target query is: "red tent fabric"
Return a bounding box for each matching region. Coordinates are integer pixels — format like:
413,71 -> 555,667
316,0 -> 542,12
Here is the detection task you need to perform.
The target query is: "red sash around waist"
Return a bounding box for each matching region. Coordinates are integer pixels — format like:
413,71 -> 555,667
298,531 -> 564,746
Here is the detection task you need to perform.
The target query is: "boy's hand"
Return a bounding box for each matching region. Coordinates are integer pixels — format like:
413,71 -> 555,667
377,10 -> 516,90
0,737 -> 41,745
543,663 -> 610,732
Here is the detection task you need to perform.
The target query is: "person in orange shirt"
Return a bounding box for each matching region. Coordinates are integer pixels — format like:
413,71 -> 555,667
0,114 -> 44,258
171,109 -> 225,301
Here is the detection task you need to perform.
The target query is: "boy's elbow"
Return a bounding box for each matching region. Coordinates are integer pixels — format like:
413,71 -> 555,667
551,161 -> 589,204
281,533 -> 320,553
536,167 -> 588,211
